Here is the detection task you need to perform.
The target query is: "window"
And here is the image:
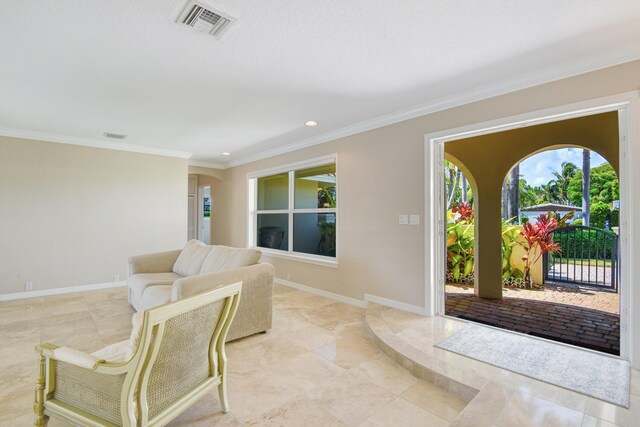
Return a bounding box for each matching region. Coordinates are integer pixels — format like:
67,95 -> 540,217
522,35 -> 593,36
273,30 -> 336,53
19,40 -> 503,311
249,156 -> 337,262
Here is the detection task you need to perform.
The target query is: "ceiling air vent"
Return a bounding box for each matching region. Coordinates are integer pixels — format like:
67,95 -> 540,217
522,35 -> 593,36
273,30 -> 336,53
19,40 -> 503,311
178,1 -> 235,39
103,132 -> 127,140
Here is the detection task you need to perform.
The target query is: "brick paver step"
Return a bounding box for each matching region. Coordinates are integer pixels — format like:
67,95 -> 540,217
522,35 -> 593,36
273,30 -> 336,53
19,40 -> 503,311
445,293 -> 620,356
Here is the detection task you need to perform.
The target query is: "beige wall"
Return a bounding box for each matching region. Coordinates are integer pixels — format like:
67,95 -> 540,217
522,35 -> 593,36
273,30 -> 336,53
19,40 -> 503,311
189,172 -> 225,244
0,136 -> 188,295
219,59 -> 640,307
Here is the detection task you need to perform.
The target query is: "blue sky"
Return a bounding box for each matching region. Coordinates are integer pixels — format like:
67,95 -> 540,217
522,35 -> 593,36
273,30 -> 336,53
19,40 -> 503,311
519,148 -> 607,186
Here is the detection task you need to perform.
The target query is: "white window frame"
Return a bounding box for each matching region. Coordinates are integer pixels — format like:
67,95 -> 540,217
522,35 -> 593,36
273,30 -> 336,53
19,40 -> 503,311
247,154 -> 338,267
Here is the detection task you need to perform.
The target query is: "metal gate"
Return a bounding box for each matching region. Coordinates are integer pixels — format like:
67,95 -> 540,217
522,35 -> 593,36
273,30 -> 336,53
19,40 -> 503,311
543,226 -> 619,292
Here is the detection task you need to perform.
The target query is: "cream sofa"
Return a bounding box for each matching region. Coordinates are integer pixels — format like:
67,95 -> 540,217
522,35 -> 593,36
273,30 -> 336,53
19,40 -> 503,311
127,240 -> 273,341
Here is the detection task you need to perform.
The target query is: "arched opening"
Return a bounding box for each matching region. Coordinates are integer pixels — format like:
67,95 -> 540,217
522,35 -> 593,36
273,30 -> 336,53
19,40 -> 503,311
443,111 -> 622,355
499,147 -> 620,290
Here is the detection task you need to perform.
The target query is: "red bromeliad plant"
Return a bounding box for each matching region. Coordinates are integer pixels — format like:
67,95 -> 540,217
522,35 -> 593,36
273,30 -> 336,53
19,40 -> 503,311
452,202 -> 474,223
519,214 -> 562,288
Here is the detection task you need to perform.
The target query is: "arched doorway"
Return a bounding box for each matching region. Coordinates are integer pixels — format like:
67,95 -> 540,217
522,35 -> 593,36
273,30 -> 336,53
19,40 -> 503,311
442,114 -> 623,355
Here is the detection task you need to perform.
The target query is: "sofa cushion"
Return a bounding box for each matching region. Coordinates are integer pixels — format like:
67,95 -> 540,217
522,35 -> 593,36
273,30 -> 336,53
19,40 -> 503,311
172,240 -> 212,276
141,285 -> 172,310
128,272 -> 182,310
199,246 -> 261,275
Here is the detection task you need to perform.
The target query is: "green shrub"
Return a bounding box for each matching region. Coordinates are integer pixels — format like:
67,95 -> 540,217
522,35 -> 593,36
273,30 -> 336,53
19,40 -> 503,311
573,218 -> 583,226
551,228 -> 617,260
520,216 -> 529,224
590,202 -> 610,229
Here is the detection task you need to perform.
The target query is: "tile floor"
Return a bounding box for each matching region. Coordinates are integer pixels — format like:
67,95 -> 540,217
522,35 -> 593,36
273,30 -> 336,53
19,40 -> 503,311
0,285 -> 464,426
365,303 -> 640,427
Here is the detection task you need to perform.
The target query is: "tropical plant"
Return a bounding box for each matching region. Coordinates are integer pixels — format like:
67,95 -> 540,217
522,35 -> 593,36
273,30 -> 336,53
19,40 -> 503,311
318,185 -> 336,208
550,161 -> 578,205
502,222 -> 524,281
446,215 -> 474,282
519,214 -> 562,288
446,206 -> 525,285
452,201 -> 474,223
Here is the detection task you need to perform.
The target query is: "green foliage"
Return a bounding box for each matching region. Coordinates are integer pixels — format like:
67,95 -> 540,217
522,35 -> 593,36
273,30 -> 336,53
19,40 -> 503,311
446,212 -> 474,281
551,162 -> 578,205
551,228 -> 617,260
318,186 -> 336,208
590,202 -> 613,229
573,218 -> 583,226
502,224 -> 524,281
520,216 -> 529,224
316,221 -> 336,257
567,164 -> 619,207
446,212 -> 523,283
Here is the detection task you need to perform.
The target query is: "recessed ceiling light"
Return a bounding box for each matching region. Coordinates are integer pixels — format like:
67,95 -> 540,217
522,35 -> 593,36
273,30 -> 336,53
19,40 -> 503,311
221,152 -> 231,156
305,121 -> 318,127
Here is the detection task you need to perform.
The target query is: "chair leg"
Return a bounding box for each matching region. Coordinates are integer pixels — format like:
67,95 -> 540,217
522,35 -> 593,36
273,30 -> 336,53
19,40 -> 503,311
218,377 -> 229,413
34,354 -> 48,426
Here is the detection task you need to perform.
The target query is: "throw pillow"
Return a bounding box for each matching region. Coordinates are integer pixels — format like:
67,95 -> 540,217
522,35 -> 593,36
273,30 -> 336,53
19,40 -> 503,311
199,246 -> 261,274
172,240 -> 212,276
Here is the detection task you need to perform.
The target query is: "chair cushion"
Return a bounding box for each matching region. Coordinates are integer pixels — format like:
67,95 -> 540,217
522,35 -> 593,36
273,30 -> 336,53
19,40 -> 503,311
199,246 -> 262,275
172,240 -> 212,276
141,285 -> 172,310
128,272 -> 182,310
92,311 -> 145,363
92,340 -> 132,364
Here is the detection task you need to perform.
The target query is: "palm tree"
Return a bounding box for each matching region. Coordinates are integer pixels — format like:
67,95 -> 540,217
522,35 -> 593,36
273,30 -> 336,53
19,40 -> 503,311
461,174 -> 468,203
445,161 -> 461,209
507,165 -> 519,222
501,179 -> 508,220
539,182 -> 561,204
582,149 -> 591,226
551,161 -> 578,205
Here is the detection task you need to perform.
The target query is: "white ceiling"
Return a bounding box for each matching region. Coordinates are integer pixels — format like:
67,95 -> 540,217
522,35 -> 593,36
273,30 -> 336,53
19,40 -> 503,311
2,0 -> 640,167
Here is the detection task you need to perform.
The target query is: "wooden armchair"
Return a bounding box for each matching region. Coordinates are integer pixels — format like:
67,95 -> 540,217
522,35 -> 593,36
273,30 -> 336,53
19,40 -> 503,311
34,282 -> 242,426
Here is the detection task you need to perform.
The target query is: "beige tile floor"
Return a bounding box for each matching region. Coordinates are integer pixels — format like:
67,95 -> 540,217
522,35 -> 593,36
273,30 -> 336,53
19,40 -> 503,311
366,303 -> 640,427
0,285 -> 464,426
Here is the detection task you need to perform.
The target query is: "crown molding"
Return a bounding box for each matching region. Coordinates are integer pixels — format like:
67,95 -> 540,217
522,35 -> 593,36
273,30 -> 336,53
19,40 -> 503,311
227,49 -> 640,168
188,160 -> 228,169
0,126 -> 193,159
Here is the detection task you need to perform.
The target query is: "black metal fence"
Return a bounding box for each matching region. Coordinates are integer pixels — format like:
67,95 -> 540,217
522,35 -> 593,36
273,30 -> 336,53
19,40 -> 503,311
543,226 -> 619,292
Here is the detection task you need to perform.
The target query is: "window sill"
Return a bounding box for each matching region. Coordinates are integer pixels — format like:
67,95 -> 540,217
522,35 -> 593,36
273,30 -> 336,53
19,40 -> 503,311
257,249 -> 339,268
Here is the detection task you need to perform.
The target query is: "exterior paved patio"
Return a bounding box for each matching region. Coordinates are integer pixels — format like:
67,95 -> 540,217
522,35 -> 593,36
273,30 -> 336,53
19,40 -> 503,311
445,283 -> 620,355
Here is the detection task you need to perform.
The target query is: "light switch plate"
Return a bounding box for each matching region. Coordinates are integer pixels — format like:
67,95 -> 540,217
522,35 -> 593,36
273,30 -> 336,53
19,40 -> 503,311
399,214 -> 409,225
410,214 -> 420,225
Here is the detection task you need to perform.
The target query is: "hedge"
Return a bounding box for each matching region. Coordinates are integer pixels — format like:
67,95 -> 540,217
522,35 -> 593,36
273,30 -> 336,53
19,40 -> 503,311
550,228 -> 618,260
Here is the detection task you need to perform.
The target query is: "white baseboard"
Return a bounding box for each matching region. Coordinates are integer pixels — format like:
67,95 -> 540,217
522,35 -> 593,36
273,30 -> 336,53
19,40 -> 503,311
274,278 -> 428,315
274,278 -> 366,308
0,281 -> 128,302
364,293 -> 427,315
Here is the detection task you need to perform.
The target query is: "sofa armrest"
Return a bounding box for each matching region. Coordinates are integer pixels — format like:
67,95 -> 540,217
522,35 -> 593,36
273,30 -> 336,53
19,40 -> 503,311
171,263 -> 274,340
128,249 -> 181,275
